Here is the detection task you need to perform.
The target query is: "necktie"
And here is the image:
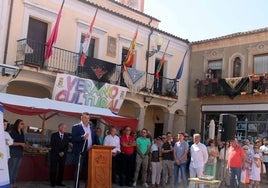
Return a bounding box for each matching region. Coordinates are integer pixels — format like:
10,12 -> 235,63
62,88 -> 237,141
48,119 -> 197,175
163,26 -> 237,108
60,134 -> 63,140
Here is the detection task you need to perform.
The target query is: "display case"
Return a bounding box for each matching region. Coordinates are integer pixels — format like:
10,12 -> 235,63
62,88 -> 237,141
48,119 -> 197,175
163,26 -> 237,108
236,121 -> 258,141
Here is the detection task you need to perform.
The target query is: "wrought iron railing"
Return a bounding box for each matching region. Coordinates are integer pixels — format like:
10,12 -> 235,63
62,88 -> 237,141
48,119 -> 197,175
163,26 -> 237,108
16,38 -> 178,98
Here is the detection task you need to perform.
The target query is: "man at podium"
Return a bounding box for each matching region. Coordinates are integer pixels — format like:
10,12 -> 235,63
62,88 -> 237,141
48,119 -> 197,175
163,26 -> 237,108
72,112 -> 99,188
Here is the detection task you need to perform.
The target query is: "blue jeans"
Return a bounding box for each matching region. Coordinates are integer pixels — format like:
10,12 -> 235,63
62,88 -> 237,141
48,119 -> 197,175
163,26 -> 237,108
8,157 -> 22,184
174,162 -> 187,188
230,167 -> 242,188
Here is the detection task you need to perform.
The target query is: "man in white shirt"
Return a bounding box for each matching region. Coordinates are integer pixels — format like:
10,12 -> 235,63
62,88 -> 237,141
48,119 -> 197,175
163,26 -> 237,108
260,138 -> 268,184
189,133 -> 208,188
104,126 -> 121,184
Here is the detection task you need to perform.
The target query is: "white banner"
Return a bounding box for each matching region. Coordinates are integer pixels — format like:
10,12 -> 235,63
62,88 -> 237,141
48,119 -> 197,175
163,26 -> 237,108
0,105 -> 10,187
52,73 -> 129,114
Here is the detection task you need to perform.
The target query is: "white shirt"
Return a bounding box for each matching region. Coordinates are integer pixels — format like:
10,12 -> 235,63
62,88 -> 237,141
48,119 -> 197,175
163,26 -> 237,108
260,144 -> 268,162
190,142 -> 208,168
82,122 -> 92,150
219,147 -> 229,161
104,134 -> 121,153
5,131 -> 13,159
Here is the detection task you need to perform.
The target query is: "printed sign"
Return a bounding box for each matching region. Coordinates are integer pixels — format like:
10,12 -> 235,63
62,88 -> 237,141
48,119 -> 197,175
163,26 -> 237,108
52,74 -> 128,114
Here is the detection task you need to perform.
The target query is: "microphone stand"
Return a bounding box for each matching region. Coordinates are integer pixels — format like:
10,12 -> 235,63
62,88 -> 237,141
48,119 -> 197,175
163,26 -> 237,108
75,138 -> 87,188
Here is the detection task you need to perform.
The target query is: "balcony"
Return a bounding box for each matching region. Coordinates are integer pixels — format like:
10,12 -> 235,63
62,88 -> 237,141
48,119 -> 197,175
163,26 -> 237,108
196,75 -> 268,98
15,39 -> 179,99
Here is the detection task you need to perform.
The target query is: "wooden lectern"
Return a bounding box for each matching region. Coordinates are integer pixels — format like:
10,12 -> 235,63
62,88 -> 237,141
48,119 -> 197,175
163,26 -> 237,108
87,145 -> 114,188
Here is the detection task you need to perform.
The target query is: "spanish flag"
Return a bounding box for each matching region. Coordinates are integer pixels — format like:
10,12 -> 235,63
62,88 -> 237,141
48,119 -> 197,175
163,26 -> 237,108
122,28 -> 138,72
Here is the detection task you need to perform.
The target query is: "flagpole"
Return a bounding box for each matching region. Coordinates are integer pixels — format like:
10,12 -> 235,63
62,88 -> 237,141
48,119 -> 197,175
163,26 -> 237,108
170,50 -> 188,94
149,40 -> 170,92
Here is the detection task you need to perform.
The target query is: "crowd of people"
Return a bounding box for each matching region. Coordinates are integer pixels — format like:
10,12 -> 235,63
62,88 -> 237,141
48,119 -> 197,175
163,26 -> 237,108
3,114 -> 268,188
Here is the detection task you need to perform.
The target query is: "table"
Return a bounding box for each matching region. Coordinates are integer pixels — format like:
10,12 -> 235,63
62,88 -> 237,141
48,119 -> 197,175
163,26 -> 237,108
188,178 -> 221,188
17,154 -> 75,181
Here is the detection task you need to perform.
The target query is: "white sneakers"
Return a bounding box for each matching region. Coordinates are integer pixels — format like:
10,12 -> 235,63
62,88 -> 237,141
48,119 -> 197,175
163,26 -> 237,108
132,182 -> 149,187
142,183 -> 149,187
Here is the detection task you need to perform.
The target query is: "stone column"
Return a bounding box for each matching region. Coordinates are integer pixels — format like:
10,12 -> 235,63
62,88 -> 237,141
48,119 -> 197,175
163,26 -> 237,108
137,106 -> 146,130
163,111 -> 175,133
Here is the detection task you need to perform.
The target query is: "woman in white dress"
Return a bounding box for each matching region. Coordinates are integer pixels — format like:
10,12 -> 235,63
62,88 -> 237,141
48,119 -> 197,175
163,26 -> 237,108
250,146 -> 262,188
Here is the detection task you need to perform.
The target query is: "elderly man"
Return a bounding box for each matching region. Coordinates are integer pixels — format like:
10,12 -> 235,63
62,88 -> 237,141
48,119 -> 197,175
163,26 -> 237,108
189,133 -> 208,188
103,126 -> 121,184
50,123 -> 69,187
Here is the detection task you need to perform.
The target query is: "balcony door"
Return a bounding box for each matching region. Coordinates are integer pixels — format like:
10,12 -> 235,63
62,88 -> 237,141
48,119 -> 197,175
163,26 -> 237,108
26,17 -> 47,67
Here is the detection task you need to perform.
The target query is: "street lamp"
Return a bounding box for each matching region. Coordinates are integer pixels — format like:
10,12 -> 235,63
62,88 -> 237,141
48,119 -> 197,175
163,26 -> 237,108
145,33 -> 163,91
146,34 -> 163,58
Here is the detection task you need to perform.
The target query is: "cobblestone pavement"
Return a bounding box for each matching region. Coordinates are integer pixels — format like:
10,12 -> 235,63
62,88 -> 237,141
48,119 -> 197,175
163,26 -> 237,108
16,180 -> 268,188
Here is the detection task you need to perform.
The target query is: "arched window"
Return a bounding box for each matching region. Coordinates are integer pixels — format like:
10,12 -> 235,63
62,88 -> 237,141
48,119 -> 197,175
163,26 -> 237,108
233,57 -> 241,77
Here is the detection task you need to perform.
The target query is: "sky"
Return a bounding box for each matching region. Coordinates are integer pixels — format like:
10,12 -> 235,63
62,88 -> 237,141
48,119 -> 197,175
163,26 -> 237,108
144,0 -> 268,42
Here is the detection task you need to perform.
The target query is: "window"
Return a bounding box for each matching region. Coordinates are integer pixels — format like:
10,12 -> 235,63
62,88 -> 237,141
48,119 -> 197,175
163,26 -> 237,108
80,34 -> 95,58
208,59 -> 222,78
254,54 -> 268,74
118,48 -> 129,87
233,57 -> 241,77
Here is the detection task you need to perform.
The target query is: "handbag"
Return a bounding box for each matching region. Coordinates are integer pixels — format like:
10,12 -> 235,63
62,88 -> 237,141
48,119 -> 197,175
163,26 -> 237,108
206,156 -> 215,165
240,169 -> 250,184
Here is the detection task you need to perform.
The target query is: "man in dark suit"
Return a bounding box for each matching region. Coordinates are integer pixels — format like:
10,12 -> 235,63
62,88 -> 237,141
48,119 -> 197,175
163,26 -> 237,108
50,123 -> 69,187
72,112 -> 99,188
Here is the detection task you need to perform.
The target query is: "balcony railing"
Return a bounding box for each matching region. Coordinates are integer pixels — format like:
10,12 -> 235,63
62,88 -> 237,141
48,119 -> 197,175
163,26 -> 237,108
16,38 -> 179,99
196,76 -> 268,98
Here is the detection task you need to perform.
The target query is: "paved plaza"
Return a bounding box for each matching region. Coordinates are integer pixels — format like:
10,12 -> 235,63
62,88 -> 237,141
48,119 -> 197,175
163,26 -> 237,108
16,180 -> 268,188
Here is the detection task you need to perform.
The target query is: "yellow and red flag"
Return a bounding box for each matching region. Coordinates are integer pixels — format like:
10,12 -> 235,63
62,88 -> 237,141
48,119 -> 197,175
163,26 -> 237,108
122,28 -> 138,72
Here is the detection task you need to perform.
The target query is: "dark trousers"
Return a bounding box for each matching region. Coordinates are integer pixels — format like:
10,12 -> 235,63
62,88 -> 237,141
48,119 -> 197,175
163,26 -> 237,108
50,153 -> 66,186
112,154 -> 120,183
73,152 -> 88,188
119,153 -> 135,185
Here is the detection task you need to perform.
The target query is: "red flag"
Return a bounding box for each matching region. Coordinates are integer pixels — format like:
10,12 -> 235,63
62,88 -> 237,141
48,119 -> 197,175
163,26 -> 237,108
80,8 -> 98,67
45,0 -> 65,60
155,40 -> 170,79
122,27 -> 138,72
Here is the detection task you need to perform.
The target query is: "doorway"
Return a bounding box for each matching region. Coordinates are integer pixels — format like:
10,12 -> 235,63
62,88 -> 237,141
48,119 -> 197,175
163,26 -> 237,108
26,17 -> 47,67
154,123 -> 163,138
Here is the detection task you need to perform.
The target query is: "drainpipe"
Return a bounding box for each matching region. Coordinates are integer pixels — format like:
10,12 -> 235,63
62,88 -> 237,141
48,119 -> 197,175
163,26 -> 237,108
2,0 -> 14,76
